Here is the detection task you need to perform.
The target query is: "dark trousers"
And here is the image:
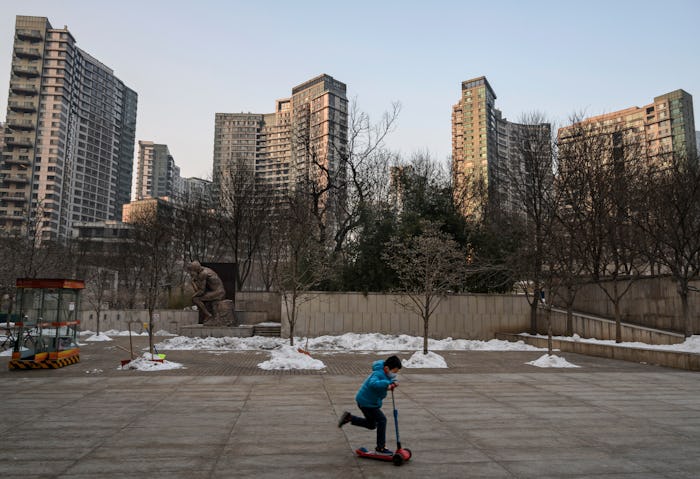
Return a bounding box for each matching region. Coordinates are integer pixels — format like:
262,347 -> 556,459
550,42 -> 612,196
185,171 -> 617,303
351,403 -> 387,449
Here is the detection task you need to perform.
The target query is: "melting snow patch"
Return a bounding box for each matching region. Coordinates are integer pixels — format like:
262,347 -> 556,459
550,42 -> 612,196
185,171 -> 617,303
118,353 -> 185,371
84,333 -> 113,342
403,351 -> 448,368
103,329 -> 149,337
157,335 -> 285,351
257,345 -> 326,370
526,354 -> 580,368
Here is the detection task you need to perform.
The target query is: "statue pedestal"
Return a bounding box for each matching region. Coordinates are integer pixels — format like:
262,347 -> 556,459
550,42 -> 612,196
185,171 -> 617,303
213,299 -> 236,325
201,299 -> 237,326
179,324 -> 254,338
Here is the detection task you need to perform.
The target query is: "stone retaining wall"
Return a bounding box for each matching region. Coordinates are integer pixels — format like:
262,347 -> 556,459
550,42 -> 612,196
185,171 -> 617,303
560,276 -> 700,333
79,309 -> 198,334
281,292 -> 531,340
537,307 -> 685,344
235,291 -> 281,321
497,332 -> 700,372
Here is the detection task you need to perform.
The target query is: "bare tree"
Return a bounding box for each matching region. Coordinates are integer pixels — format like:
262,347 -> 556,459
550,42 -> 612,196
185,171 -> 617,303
383,220 -> 466,354
634,152 -> 700,336
217,160 -> 273,290
255,216 -> 285,292
331,100 -> 401,252
0,234 -> 24,322
177,189 -> 224,264
275,189 -> 328,346
291,100 -> 400,257
558,116 -> 647,342
83,266 -> 115,336
0,202 -> 76,318
127,203 -> 178,356
505,113 -> 556,336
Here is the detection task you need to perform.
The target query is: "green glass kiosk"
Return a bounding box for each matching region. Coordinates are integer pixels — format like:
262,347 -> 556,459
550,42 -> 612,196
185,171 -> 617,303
9,278 -> 84,370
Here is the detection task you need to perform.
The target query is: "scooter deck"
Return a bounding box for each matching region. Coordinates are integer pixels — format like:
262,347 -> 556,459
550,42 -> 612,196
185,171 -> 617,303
355,447 -> 395,461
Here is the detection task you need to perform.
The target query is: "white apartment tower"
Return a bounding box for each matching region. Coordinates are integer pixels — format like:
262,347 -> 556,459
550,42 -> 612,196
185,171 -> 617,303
0,16 -> 137,240
212,74 -> 348,203
452,76 -> 551,216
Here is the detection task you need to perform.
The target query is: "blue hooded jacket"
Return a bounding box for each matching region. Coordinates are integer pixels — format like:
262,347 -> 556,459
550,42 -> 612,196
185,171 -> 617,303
355,359 -> 394,408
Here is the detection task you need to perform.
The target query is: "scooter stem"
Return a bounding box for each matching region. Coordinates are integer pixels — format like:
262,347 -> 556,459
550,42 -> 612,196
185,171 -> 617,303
391,388 -> 401,449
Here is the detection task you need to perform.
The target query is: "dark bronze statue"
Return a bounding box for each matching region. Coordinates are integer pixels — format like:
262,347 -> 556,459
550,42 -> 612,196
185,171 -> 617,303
186,261 -> 226,321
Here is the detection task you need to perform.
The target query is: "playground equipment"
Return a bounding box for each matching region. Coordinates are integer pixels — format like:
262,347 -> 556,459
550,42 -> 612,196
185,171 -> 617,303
8,278 -> 84,370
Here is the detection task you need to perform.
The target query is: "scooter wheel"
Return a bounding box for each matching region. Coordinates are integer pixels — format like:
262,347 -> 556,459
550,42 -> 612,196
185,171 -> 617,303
392,453 -> 404,466
403,448 -> 412,459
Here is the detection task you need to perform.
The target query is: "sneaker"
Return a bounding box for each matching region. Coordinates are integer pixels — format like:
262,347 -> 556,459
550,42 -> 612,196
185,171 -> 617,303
337,411 -> 352,428
375,446 -> 393,455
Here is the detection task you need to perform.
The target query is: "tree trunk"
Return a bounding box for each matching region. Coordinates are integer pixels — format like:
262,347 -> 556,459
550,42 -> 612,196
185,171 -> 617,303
148,308 -> 154,357
288,294 -> 296,346
547,306 -> 553,356
614,301 -> 622,343
423,318 -> 429,355
423,299 -> 430,355
680,289 -> 692,338
565,287 -> 574,336
530,293 -> 539,334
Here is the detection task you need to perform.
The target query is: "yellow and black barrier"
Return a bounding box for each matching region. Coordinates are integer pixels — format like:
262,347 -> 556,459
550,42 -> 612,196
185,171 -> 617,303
9,355 -> 80,370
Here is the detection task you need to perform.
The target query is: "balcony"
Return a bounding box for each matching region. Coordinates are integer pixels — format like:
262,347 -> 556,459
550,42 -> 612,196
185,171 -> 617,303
0,213 -> 26,223
2,156 -> 31,167
5,137 -> 34,149
10,82 -> 38,95
16,29 -> 43,41
0,194 -> 28,204
2,174 -> 30,185
15,47 -> 42,59
12,65 -> 40,78
6,118 -> 35,131
8,100 -> 37,113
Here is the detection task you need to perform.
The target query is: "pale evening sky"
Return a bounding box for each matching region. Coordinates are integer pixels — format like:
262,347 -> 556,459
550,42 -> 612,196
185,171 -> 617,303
1,0 -> 698,179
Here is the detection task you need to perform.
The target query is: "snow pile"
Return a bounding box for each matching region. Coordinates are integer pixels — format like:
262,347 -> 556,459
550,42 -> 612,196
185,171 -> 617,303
84,333 -> 112,342
305,333 -> 419,351
82,329 -> 177,337
403,350 -> 448,368
118,353 -> 185,371
156,333 -> 543,352
257,345 -> 326,371
526,354 -> 580,368
154,330 -> 177,337
157,335 -> 284,351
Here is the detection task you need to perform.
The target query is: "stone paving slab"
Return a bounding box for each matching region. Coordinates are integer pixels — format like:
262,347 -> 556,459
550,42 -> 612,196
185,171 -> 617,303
1,337 -> 700,478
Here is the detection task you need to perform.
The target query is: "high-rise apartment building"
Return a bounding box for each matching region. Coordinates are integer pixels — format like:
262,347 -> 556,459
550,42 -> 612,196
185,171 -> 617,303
213,112 -> 265,200
212,74 -> 348,204
135,141 -> 182,201
558,89 -> 697,165
0,16 -> 137,240
452,76 -> 550,216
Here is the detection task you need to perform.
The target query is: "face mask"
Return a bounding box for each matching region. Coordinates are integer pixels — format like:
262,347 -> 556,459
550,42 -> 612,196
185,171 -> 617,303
388,372 -> 397,380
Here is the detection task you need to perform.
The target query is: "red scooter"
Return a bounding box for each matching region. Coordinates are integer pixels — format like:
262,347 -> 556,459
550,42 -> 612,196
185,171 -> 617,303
355,388 -> 412,466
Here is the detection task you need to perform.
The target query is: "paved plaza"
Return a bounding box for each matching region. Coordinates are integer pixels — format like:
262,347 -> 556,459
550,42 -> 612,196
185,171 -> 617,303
1,336 -> 700,478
